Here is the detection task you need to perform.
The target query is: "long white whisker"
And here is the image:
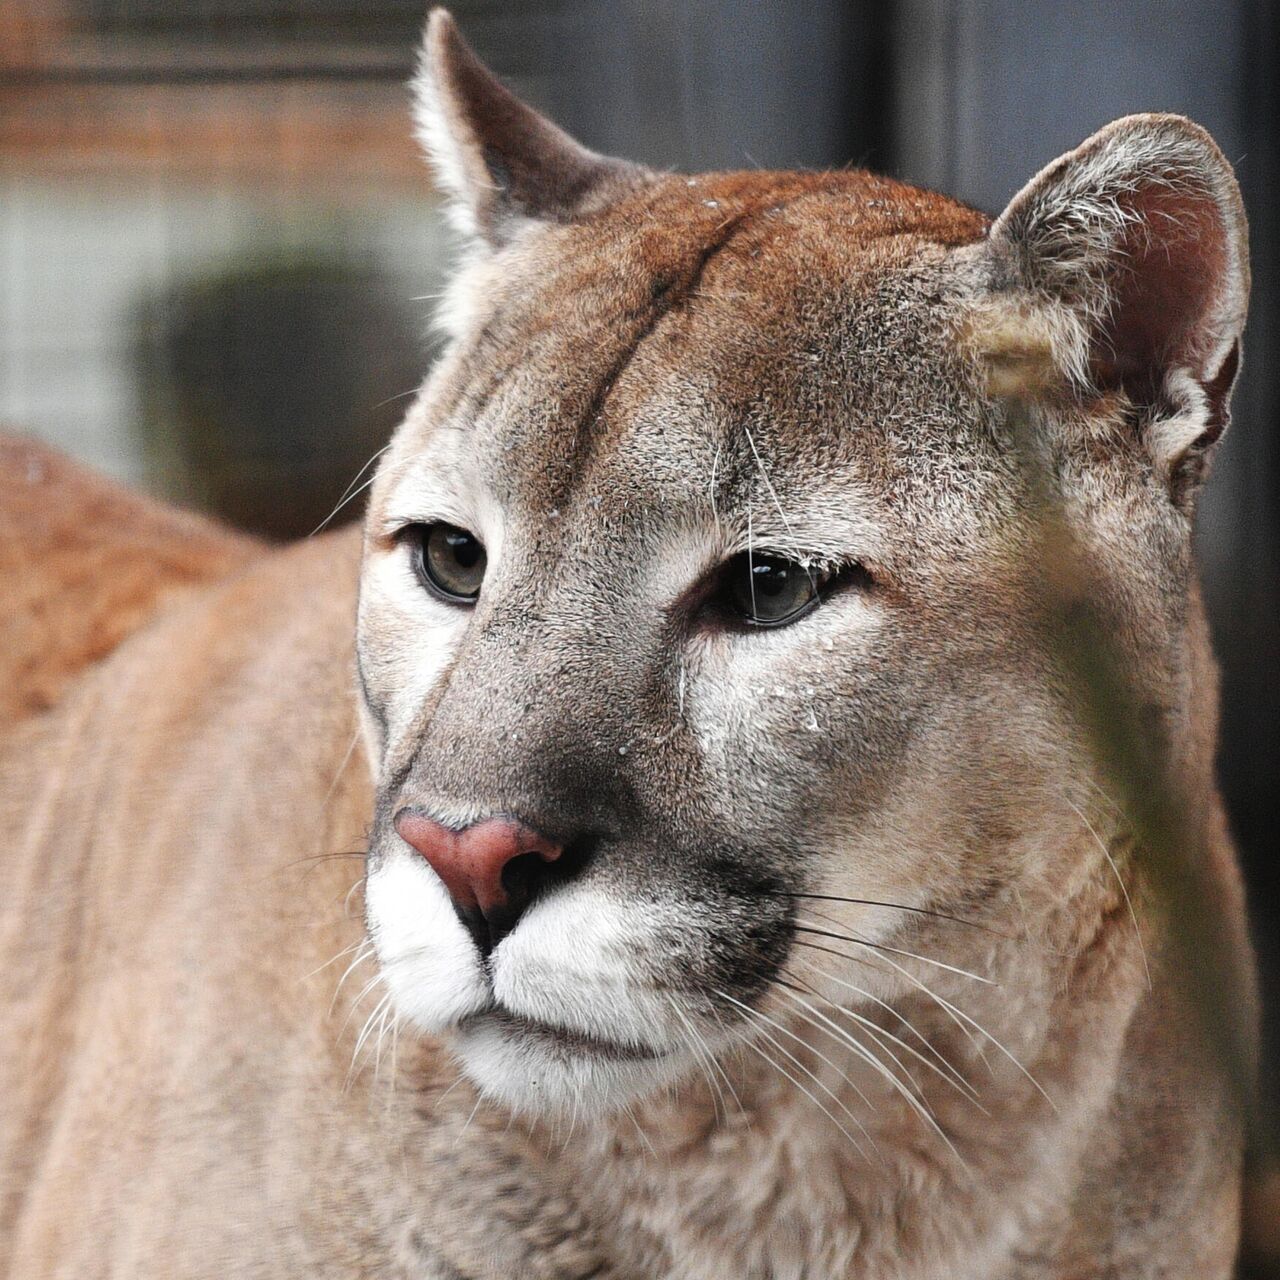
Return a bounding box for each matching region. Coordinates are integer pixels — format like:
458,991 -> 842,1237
1065,796 -> 1151,990
336,970 -> 387,1038
787,959 -> 982,1105
794,917 -> 997,986
324,730 -> 363,809
709,436 -> 723,536
346,990 -> 394,1090
714,990 -> 876,1151
372,998 -> 397,1084
310,445 -> 390,537
310,470 -> 381,539
667,995 -> 743,1122
343,874 -> 367,919
788,953 -> 971,1083
453,1095 -> 484,1147
302,937 -> 366,985
726,1008 -> 873,1161
772,984 -> 960,1160
793,936 -> 994,1069
431,1075 -> 465,1114
385,1007 -> 401,1107
664,995 -> 725,1121
786,967 -> 934,1098
352,991 -> 392,1063
797,937 -> 1055,1110
774,984 -> 958,1155
621,1101 -> 657,1157
1082,774 -> 1126,820
743,423 -> 805,565
327,941 -> 377,1016
778,980 -> 923,1098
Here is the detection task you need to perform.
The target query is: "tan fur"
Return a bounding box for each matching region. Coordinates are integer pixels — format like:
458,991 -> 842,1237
0,14 -> 1258,1278
0,435 -> 260,727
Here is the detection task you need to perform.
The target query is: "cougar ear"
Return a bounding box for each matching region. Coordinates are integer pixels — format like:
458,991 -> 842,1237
984,113 -> 1249,498
412,9 -> 643,248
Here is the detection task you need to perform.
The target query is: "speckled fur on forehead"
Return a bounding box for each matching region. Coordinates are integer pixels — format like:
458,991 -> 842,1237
428,168 -> 994,537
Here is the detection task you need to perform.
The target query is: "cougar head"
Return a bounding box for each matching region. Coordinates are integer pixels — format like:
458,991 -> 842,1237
356,10 -> 1247,1116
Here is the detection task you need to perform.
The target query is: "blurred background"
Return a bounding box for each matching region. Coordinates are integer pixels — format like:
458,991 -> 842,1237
2,0 -> 1277,1267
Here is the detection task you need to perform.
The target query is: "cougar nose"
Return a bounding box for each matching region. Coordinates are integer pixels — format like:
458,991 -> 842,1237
393,811 -> 563,952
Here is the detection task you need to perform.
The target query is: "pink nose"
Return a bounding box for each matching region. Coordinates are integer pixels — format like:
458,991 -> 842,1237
393,811 -> 562,918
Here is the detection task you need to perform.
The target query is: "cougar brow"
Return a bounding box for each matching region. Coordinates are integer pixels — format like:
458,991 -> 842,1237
437,206 -> 759,464
580,212 -> 751,423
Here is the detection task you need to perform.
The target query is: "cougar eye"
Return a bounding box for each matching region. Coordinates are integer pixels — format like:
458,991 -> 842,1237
724,552 -> 825,627
409,523 -> 487,603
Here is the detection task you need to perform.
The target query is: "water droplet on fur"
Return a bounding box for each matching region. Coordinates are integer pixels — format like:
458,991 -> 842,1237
686,178 -> 698,187
703,199 -> 720,208
548,508 -> 560,520
618,745 -> 629,756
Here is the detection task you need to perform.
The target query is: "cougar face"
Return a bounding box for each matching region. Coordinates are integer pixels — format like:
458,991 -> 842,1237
357,18 -> 1246,1117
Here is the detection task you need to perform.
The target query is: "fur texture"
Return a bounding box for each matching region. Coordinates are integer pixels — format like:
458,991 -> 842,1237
0,435 -> 260,726
0,12 -> 1257,1278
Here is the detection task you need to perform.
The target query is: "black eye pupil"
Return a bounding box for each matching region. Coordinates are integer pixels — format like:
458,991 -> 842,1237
414,523 -> 487,603
727,552 -> 821,627
445,530 -> 482,570
753,561 -> 792,597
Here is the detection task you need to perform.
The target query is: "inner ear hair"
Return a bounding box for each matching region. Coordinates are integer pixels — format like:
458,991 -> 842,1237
984,113 -> 1249,501
411,8 -> 645,248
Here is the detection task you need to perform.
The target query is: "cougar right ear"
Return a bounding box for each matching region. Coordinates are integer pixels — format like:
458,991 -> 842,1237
979,114 -> 1249,501
412,9 -> 644,248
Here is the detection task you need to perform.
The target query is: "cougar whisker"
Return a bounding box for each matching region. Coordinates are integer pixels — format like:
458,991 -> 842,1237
796,935 -> 1053,1109
793,921 -> 998,986
762,890 -> 1008,938
310,445 -> 391,538
790,937 -> 995,1071
666,994 -> 739,1123
714,989 -> 878,1124
1064,796 -> 1152,990
716,994 -> 874,1160
784,960 -> 983,1105
771,982 -> 962,1160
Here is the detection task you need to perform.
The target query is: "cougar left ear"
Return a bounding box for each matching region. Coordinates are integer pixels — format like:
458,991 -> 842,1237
983,113 -> 1249,500
412,9 -> 644,248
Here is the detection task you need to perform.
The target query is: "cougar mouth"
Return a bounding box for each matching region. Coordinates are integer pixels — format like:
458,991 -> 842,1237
467,1007 -> 669,1063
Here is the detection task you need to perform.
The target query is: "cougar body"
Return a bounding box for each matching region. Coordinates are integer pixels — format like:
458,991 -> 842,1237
0,12 -> 1256,1278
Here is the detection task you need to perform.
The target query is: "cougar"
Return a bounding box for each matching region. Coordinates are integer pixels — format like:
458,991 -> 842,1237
0,11 -> 1257,1278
